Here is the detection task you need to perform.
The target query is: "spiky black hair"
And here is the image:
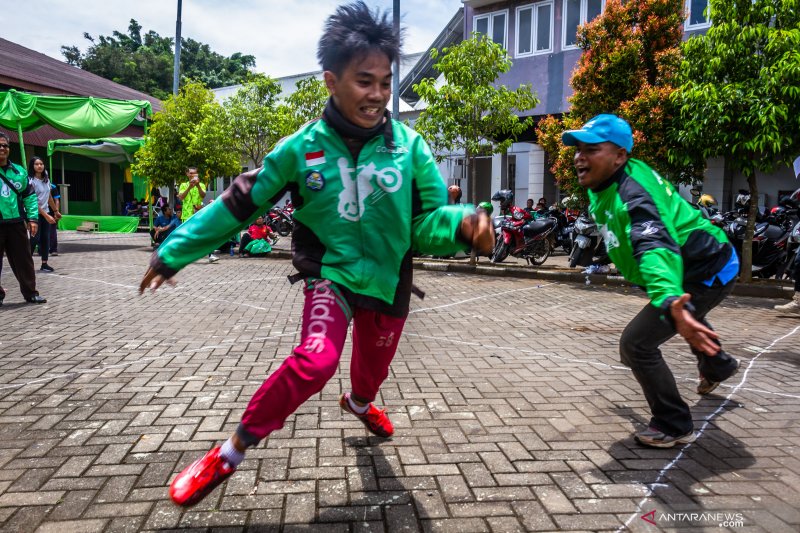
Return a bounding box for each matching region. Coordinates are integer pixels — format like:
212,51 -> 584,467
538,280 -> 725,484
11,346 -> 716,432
317,1 -> 402,75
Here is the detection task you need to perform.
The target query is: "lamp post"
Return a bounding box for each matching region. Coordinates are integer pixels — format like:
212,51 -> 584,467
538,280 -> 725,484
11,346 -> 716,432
392,0 -> 400,120
173,0 -> 183,96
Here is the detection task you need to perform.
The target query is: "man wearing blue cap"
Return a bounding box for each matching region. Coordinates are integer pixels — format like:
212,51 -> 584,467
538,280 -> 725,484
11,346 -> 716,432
562,114 -> 740,448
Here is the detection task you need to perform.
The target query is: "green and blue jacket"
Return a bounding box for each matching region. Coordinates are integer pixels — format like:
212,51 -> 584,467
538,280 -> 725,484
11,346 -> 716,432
588,159 -> 733,313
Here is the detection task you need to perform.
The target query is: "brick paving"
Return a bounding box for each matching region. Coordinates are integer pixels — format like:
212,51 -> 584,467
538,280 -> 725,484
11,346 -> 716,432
0,232 -> 798,532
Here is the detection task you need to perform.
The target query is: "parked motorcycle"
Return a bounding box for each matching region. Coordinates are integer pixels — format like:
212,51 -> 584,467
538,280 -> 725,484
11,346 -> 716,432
491,213 -> 557,266
568,211 -> 608,268
722,188 -> 800,279
542,206 -> 573,254
724,214 -> 791,279
267,206 -> 294,236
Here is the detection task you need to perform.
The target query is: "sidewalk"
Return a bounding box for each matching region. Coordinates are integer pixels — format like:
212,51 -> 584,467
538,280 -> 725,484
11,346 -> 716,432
0,232 -> 798,532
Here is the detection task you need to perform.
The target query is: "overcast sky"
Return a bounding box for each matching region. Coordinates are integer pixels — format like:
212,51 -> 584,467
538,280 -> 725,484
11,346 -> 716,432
6,1 -> 463,78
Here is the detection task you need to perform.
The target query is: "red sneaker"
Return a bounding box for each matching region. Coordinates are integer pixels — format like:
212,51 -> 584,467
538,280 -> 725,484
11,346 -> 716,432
170,446 -> 235,507
339,393 -> 394,438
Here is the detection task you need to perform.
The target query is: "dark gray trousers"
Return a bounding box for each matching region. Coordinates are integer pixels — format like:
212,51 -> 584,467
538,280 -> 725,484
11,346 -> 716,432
619,279 -> 738,436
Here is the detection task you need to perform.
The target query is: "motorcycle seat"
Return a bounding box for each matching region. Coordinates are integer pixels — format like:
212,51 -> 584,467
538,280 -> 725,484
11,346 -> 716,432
763,224 -> 787,240
523,218 -> 556,237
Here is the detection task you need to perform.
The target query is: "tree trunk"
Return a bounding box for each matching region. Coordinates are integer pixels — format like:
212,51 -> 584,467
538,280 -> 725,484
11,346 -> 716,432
740,173 -> 758,283
469,151 -> 478,205
467,149 -> 478,265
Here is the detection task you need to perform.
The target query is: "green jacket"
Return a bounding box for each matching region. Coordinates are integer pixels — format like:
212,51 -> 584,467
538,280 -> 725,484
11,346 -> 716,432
0,162 -> 38,224
152,117 -> 471,308
588,158 -> 732,310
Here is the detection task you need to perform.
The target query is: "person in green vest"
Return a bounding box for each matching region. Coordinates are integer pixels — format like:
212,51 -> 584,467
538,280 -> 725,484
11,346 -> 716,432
140,1 -> 494,507
177,166 -> 218,262
0,131 -> 46,305
177,166 -> 205,222
562,114 -> 740,448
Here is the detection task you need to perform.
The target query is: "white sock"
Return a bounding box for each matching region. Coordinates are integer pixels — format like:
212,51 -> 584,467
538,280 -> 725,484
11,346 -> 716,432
219,438 -> 245,468
347,394 -> 369,414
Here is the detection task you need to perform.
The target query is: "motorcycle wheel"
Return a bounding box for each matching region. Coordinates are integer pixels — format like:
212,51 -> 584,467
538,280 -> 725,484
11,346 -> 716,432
528,241 -> 550,266
491,241 -> 509,263
278,220 -> 292,236
562,237 -> 572,255
569,243 -> 580,268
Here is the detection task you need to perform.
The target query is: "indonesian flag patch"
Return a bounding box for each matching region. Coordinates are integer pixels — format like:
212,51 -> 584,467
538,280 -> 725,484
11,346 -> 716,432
305,150 -> 326,167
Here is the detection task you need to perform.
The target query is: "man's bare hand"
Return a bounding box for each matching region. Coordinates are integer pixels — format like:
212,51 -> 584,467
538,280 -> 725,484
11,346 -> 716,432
670,293 -> 719,356
28,221 -> 38,237
139,267 -> 175,294
460,212 -> 495,255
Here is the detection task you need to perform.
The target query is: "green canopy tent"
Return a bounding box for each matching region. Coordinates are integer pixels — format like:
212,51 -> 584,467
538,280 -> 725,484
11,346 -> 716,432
46,137 -> 149,233
0,89 -> 152,163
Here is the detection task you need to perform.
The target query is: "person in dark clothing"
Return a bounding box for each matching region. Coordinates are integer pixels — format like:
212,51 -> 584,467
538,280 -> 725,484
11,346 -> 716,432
150,205 -> 180,245
562,114 -> 740,448
49,181 -> 61,256
28,156 -> 56,272
0,132 -> 46,305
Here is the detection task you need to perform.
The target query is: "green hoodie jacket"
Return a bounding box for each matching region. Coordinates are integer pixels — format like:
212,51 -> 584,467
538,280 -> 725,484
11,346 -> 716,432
0,162 -> 38,224
151,117 -> 471,312
588,158 -> 732,311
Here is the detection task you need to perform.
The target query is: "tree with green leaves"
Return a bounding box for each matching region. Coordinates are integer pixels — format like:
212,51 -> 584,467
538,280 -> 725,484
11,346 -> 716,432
413,34 -> 539,205
132,81 -> 239,189
224,76 -> 328,167
276,77 -> 328,137
671,0 -> 800,282
223,74 -> 284,167
62,19 -> 255,99
537,0 -> 701,204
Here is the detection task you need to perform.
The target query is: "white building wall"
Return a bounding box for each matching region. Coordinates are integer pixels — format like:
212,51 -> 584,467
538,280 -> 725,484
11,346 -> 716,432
528,144 -> 546,204
491,154 -> 503,188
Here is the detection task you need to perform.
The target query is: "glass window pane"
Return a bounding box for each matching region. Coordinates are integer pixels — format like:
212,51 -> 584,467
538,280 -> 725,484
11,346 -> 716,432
536,4 -> 552,51
587,0 -> 603,21
475,16 -> 489,35
690,0 -> 708,24
565,0 -> 581,46
518,8 -> 533,54
492,13 -> 506,46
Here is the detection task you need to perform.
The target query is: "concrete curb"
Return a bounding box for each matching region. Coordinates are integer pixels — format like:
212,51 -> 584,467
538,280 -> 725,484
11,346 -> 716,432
412,258 -> 795,300
262,250 -> 794,300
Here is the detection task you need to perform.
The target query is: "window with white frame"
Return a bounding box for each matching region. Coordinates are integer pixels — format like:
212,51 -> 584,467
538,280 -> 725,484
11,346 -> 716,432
516,2 -> 554,56
685,0 -> 711,29
473,10 -> 508,48
562,0 -> 605,49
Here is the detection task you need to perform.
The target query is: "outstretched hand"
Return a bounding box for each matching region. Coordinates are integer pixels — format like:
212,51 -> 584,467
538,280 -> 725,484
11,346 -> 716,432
670,293 -> 719,356
139,267 -> 175,294
460,212 -> 495,255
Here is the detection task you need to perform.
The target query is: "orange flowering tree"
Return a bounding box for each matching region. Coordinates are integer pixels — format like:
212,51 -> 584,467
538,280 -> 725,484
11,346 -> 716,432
537,0 -> 703,201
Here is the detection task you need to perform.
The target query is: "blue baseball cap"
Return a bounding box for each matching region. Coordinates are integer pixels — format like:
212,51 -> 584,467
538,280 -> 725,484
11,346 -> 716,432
562,114 -> 633,153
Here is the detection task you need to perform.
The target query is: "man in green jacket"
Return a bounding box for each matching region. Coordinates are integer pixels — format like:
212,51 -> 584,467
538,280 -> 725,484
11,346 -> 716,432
0,131 -> 46,305
562,114 -> 739,448
140,1 -> 494,507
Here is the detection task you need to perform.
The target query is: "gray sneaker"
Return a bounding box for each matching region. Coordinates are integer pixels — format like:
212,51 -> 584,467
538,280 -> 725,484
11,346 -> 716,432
208,254 -> 220,263
774,294 -> 800,314
635,427 -> 697,448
